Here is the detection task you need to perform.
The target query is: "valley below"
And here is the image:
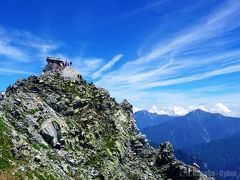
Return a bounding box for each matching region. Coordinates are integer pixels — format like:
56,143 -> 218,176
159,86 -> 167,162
135,110 -> 240,180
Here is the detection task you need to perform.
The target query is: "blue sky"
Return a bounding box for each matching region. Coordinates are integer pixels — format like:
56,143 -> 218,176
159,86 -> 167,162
0,0 -> 240,116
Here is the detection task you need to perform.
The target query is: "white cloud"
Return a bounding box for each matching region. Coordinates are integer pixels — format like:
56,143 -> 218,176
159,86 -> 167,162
145,103 -> 239,117
149,106 -> 169,115
0,42 -> 27,61
14,32 -> 59,53
82,58 -> 103,68
141,64 -> 240,89
211,102 -> 231,115
133,107 -> 142,113
73,57 -> 103,77
172,106 -> 189,116
0,26 -> 60,62
189,105 -> 208,112
93,1 -> 240,113
149,105 -> 188,116
92,54 -> 123,79
96,0 -> 240,90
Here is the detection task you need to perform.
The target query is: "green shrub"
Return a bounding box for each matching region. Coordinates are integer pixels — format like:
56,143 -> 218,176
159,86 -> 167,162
0,117 -> 13,171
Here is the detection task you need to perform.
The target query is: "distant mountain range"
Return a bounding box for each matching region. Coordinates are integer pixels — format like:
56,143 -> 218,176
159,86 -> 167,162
135,109 -> 240,150
134,109 -> 240,179
134,110 -> 173,129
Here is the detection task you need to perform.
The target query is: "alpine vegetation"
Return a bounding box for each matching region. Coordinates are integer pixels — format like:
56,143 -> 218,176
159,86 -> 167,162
0,57 -> 212,179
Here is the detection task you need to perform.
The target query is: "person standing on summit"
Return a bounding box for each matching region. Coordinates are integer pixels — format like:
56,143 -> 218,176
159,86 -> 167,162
0,91 -> 5,100
64,60 -> 68,67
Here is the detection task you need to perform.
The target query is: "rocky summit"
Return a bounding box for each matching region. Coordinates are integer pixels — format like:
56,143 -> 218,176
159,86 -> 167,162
0,58 -> 212,179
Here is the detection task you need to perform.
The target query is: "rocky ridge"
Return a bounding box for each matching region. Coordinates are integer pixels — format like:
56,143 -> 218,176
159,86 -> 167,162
0,59 -> 213,179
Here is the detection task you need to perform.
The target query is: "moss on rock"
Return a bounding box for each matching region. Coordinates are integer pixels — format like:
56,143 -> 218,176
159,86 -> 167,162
0,117 -> 13,172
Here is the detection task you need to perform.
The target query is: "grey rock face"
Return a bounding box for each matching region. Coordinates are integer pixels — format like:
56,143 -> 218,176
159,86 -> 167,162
156,142 -> 175,166
121,99 -> 133,115
41,121 -> 61,147
0,58 -> 213,179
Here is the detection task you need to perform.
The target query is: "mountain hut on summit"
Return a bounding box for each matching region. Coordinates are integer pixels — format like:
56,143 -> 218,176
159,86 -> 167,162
46,56 -> 71,68
43,57 -> 72,75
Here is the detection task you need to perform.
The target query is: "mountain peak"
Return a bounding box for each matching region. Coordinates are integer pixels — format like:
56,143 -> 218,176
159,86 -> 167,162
188,109 -> 209,115
42,57 -> 79,80
43,57 -> 66,75
0,57 -> 211,179
186,109 -> 225,119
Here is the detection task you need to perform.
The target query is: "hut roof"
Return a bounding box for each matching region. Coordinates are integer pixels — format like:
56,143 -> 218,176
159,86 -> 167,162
46,57 -> 64,63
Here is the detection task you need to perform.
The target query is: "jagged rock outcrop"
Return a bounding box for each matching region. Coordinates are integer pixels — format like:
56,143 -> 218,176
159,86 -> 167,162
0,58 -> 213,179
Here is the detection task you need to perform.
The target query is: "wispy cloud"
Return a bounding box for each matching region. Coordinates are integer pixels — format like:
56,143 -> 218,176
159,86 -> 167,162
141,64 -> 240,89
96,0 -> 240,88
0,1 -> 240,113
11,31 -> 59,53
113,0 -> 168,21
74,57 -> 103,77
92,54 -> 123,79
0,26 -> 60,62
0,68 -> 34,75
52,53 -> 104,77
93,0 -> 240,110
0,26 -> 62,77
0,42 -> 27,61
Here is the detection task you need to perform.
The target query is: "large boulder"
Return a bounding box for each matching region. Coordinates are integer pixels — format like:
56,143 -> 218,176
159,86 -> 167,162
41,120 -> 61,148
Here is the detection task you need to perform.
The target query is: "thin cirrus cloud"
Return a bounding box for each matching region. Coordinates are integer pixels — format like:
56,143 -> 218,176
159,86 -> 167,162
96,0 -> 240,92
141,64 -> 240,89
0,42 -> 27,61
49,53 -> 104,77
0,26 -> 61,75
92,0 -> 240,112
0,67 -> 34,75
73,57 -> 104,77
92,54 -> 123,79
11,31 -> 59,53
0,26 -> 59,63
0,1 -> 239,114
